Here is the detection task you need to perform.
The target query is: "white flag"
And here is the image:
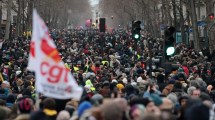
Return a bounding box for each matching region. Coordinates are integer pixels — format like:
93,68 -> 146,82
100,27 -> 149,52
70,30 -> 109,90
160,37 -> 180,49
28,9 -> 83,100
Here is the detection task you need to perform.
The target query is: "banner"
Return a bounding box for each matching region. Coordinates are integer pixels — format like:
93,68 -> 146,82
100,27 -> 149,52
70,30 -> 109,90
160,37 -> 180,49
28,10 -> 83,100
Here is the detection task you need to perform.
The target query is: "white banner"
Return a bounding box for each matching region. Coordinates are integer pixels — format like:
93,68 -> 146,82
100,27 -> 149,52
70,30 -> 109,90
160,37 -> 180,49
28,10 -> 83,100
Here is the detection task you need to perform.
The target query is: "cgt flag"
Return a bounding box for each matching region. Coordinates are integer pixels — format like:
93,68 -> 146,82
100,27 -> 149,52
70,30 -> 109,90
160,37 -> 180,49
27,9 -> 83,100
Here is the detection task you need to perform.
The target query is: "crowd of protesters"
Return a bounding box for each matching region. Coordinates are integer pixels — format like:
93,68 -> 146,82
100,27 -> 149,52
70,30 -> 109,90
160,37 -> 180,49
0,28 -> 215,120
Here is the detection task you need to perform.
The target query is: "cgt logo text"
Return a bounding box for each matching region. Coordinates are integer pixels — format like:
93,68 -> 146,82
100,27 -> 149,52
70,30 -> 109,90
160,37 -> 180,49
40,61 -> 70,83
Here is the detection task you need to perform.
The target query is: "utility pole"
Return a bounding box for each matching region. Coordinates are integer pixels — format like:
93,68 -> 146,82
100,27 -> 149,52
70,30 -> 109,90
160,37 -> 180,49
4,0 -> 12,40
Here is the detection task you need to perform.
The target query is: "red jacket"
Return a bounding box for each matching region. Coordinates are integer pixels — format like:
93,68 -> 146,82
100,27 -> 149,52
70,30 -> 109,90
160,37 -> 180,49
182,66 -> 189,77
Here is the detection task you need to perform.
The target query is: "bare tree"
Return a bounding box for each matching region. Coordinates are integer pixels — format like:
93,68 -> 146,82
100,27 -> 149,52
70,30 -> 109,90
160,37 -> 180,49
189,0 -> 200,50
1,0 -> 92,36
4,0 -> 12,40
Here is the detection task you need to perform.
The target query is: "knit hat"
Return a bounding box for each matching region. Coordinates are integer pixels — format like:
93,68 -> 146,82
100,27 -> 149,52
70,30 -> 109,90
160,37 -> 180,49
112,79 -> 118,83
91,94 -> 104,105
18,98 -> 32,113
150,94 -> 163,106
56,110 -> 70,120
116,84 -> 125,90
78,101 -> 92,118
130,104 -> 145,119
131,104 -> 145,112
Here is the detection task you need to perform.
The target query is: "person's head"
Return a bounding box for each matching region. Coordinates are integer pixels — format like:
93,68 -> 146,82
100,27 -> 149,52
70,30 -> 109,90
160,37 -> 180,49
171,66 -> 178,74
173,82 -> 182,90
43,98 -> 56,110
91,94 -> 104,106
167,93 -> 178,106
149,94 -> 163,107
142,98 -> 156,113
99,101 -> 125,120
65,100 -> 79,116
179,96 -> 189,107
0,99 -> 6,106
23,81 -> 31,88
159,98 -> 173,112
6,94 -> 15,103
16,79 -> 23,86
138,113 -> 161,120
1,81 -> 10,89
0,107 -> 7,120
191,89 -> 201,98
116,83 -> 124,91
157,74 -> 165,83
56,110 -> 70,120
17,98 -> 32,114
187,86 -> 196,96
78,101 -> 92,118
185,101 -> 209,120
22,88 -> 32,97
101,81 -> 110,92
79,107 -> 103,120
189,80 -> 199,88
130,104 -> 145,120
199,92 -> 211,102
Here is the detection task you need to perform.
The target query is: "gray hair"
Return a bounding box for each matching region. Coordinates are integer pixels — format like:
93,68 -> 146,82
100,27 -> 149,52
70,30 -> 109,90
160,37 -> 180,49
187,86 -> 196,96
167,93 -> 178,105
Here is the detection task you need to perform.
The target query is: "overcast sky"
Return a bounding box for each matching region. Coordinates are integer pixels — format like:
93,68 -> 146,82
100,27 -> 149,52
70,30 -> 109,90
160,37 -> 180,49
89,0 -> 100,19
89,0 -> 99,7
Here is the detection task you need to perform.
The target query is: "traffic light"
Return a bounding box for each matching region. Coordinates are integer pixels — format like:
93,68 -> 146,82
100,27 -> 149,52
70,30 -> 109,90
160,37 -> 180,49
132,21 -> 141,41
209,13 -> 214,21
96,18 -> 98,23
164,26 -> 176,60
